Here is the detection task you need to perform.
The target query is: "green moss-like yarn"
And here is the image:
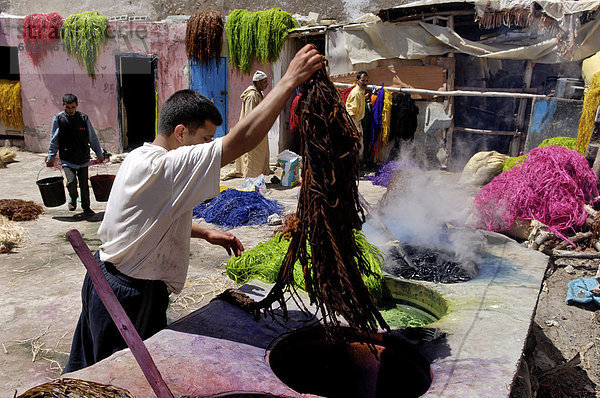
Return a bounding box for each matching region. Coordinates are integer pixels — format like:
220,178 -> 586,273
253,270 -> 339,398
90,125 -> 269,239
502,154 -> 528,172
502,137 -> 577,172
60,11 -> 108,78
226,230 -> 385,304
225,8 -> 297,74
538,136 -> 577,150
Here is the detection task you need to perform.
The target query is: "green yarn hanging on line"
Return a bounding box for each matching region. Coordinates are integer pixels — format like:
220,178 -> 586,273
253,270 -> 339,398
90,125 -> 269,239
226,230 -> 385,304
226,8 -> 297,74
60,11 -> 108,78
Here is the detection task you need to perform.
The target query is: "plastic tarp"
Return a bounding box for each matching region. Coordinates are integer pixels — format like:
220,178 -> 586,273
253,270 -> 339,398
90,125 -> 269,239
565,277 -> 600,306
385,0 -> 600,21
475,0 -> 600,21
340,16 -> 600,65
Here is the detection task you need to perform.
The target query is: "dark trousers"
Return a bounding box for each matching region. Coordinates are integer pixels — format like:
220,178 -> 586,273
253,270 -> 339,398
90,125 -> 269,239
63,252 -> 169,374
64,166 -> 90,209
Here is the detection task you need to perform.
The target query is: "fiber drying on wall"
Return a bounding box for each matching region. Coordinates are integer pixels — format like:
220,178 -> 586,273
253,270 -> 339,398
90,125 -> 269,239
0,80 -> 23,129
60,11 -> 108,78
576,72 -> 600,154
185,11 -> 224,67
366,89 -> 419,163
225,8 -> 297,74
22,13 -> 63,65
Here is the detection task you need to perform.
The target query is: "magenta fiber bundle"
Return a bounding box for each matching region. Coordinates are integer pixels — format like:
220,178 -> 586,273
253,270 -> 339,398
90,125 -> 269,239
474,146 -> 598,233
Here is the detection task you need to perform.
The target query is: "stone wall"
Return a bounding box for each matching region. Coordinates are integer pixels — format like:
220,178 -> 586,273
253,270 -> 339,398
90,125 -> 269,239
1,0 -> 407,24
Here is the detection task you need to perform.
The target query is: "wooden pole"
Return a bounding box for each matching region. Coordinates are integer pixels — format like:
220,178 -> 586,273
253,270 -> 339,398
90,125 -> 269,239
332,82 -> 583,101
511,60 -> 533,157
453,127 -> 520,136
444,15 -> 455,164
65,229 -> 174,398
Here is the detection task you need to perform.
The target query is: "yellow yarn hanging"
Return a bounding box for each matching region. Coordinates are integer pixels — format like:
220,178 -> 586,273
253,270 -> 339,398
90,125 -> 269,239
575,71 -> 600,154
0,80 -> 23,130
380,89 -> 393,146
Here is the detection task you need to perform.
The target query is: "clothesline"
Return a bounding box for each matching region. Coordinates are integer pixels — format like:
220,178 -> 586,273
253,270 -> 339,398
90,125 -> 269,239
332,82 -> 582,102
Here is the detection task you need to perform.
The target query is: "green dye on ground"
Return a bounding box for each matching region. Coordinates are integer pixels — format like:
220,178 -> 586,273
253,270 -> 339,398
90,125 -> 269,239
378,299 -> 437,327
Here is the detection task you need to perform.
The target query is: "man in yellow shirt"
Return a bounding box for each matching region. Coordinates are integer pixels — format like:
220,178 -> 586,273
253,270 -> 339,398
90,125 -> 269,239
345,71 -> 369,159
345,71 -> 369,129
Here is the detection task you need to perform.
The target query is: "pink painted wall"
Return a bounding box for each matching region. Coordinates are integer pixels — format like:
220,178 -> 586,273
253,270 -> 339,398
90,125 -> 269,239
0,17 -> 189,154
227,60 -> 273,133
0,15 -> 282,154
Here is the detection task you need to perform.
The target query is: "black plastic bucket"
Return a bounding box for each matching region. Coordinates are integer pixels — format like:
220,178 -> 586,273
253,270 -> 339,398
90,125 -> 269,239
90,174 -> 115,202
36,176 -> 66,207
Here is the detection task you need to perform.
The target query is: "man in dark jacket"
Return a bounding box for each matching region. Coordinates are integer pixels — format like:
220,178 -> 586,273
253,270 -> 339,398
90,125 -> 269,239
46,93 -> 104,216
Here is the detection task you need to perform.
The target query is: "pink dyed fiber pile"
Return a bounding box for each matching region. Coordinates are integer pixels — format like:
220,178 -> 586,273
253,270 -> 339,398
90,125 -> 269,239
474,146 -> 598,233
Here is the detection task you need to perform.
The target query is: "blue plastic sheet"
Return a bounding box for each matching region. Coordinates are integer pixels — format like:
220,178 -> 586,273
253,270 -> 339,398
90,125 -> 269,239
565,277 -> 600,306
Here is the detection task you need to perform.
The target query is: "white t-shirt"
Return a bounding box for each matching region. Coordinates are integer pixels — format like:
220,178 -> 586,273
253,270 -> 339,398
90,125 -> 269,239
98,139 -> 222,294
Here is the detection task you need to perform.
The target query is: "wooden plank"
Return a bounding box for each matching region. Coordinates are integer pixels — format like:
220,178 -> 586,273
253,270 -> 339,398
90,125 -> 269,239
65,229 -> 174,398
332,64 -> 447,99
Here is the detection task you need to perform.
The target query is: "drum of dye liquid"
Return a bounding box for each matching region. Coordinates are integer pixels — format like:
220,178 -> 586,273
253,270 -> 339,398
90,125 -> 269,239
378,299 -> 438,327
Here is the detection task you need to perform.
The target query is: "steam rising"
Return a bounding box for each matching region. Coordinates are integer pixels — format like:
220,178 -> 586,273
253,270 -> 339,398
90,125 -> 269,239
363,157 -> 486,276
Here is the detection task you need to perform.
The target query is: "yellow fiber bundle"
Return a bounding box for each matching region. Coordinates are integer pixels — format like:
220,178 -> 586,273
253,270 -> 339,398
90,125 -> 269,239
0,80 -> 24,129
381,89 -> 393,146
576,71 -> 600,154
0,214 -> 26,253
0,146 -> 18,163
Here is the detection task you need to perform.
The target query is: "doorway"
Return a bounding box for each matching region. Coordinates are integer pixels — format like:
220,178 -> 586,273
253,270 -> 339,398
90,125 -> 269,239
0,46 -> 23,140
116,54 -> 157,151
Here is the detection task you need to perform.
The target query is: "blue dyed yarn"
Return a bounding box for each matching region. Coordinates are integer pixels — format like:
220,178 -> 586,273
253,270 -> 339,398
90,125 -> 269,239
193,189 -> 283,227
370,159 -> 419,187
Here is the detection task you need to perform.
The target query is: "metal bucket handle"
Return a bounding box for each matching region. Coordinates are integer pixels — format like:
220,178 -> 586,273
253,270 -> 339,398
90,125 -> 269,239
36,165 -> 64,182
89,160 -> 109,177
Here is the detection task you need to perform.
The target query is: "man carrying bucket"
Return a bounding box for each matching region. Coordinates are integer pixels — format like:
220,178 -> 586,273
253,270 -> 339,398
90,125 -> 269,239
46,93 -> 104,217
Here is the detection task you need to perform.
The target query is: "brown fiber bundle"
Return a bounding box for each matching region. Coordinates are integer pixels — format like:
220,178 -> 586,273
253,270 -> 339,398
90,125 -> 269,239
185,11 -> 224,66
0,199 -> 44,221
15,377 -> 133,398
253,62 -> 389,334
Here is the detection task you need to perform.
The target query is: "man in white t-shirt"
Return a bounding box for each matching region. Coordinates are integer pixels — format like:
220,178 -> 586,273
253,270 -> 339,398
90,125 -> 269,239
63,44 -> 322,373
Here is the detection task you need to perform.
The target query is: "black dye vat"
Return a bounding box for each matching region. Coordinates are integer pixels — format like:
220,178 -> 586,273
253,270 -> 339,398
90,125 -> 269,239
268,326 -> 431,398
387,245 -> 477,283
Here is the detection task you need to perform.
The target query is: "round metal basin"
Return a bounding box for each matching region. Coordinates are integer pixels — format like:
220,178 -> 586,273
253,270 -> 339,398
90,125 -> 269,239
386,244 -> 479,283
381,274 -> 448,329
267,326 -> 432,398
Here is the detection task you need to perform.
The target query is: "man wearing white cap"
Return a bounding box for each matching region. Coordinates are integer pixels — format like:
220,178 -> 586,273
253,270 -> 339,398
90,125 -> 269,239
225,70 -> 271,179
